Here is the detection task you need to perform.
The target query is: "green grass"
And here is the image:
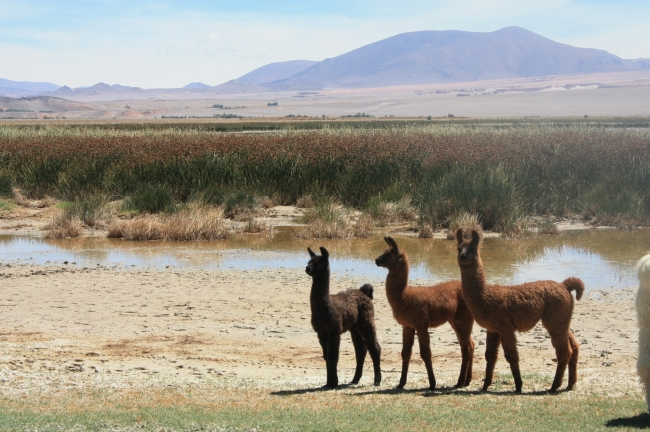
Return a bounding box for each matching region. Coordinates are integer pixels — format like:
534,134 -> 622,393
0,384 -> 646,431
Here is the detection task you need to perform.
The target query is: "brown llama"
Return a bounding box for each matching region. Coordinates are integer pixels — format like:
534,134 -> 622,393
456,229 -> 584,393
375,236 -> 475,389
306,246 -> 382,389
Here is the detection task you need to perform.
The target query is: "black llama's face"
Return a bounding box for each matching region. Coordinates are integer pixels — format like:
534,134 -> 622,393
375,236 -> 403,269
456,229 -> 480,267
306,247 -> 330,277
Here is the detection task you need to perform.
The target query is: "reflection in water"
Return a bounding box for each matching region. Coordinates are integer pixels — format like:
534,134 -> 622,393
0,228 -> 647,290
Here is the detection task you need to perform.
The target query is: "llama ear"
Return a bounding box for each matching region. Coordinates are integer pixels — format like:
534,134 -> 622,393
307,247 -> 316,258
385,236 -> 398,250
455,228 -> 464,244
319,247 -> 329,260
471,230 -> 481,245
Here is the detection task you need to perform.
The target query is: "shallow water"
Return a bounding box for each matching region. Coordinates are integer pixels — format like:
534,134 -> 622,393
0,228 -> 647,290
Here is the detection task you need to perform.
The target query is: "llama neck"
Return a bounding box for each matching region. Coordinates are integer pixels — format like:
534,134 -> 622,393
386,257 -> 409,306
310,271 -> 331,309
459,255 -> 488,299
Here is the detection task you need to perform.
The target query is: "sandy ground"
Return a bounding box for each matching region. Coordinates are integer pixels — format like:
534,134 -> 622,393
0,261 -> 640,398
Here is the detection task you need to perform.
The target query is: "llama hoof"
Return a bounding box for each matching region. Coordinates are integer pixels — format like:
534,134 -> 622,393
514,388 -> 522,394
374,380 -> 381,386
350,379 -> 360,385
481,386 -> 490,392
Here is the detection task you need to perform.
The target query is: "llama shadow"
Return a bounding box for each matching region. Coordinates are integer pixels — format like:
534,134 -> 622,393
352,385 -> 459,397
431,388 -> 569,397
606,413 -> 650,429
271,383 -> 356,396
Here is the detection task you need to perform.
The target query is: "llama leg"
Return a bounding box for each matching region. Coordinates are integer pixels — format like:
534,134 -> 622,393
416,327 -> 436,390
398,327 -> 416,389
350,328 -> 367,384
451,321 -> 475,387
567,331 -> 579,390
325,332 -> 341,389
357,323 -> 382,386
548,331 -> 572,392
483,331 -> 500,392
500,332 -> 523,393
317,332 -> 328,361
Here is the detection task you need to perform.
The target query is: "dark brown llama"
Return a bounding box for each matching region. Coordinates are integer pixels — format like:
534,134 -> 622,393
306,246 -> 382,389
375,236 -> 475,389
456,229 -> 584,393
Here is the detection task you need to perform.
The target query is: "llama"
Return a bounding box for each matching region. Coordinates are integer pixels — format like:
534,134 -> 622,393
375,236 -> 475,389
456,229 -> 583,392
306,246 -> 382,389
635,254 -> 650,411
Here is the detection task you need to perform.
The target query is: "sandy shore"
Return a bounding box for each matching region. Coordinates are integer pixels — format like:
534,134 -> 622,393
0,263 -> 640,398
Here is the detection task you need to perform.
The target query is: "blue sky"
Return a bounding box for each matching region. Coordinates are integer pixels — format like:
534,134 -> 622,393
1,0 -> 649,88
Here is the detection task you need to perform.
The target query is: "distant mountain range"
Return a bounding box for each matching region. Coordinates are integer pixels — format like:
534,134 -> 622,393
237,60 -> 318,85
0,78 -> 60,97
252,27 -> 650,89
3,26 -> 649,98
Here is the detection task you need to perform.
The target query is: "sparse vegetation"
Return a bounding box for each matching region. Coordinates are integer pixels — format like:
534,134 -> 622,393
1,124 -> 650,231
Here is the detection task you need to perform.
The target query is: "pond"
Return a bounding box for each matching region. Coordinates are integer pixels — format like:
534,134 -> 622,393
0,228 -> 647,290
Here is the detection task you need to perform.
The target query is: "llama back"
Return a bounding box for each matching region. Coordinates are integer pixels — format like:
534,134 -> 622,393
359,283 -> 374,300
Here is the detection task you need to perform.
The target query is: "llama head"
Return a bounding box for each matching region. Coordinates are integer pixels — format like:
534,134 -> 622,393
375,236 -> 405,269
456,229 -> 481,267
306,246 -> 330,277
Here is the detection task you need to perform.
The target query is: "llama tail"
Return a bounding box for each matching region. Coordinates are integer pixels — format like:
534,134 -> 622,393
359,283 -> 374,300
563,277 -> 584,300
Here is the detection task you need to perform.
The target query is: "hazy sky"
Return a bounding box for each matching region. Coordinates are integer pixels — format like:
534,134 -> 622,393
1,0 -> 649,88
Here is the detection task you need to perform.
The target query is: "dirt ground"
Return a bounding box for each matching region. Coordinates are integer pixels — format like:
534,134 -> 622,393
0,261 -> 640,398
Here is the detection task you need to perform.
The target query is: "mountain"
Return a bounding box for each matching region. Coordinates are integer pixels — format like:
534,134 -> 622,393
183,82 -> 211,89
209,80 -> 267,93
0,78 -> 60,97
48,82 -> 142,96
262,27 -> 649,89
237,60 -> 318,85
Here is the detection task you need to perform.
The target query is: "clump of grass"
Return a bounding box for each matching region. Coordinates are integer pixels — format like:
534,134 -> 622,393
242,218 -> 275,239
295,195 -> 315,209
537,219 -> 559,235
64,196 -> 110,228
108,207 -> 227,241
44,213 -> 83,239
224,191 -> 258,218
295,201 -> 374,239
123,185 -> 176,214
258,196 -> 275,209
194,185 -> 225,206
418,224 -> 434,238
366,196 -> 416,226
499,216 -> 531,239
447,212 -> 483,240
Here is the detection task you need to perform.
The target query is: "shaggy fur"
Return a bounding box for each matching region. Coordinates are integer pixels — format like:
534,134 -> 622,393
636,254 -> 650,411
375,236 -> 475,389
306,246 -> 382,389
456,229 -> 583,392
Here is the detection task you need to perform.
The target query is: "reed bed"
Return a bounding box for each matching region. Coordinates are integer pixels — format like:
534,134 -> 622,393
2,124 -> 650,228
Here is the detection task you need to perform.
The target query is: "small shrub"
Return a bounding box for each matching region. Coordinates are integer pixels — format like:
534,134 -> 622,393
65,196 -> 110,228
499,216 -> 531,239
353,213 -> 374,238
258,196 -> 274,209
124,185 -> 176,214
108,216 -> 164,240
418,225 -> 434,238
44,212 -> 82,239
295,202 -> 374,239
367,196 -> 416,226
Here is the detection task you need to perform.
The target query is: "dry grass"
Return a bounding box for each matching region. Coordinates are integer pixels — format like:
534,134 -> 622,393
108,207 -> 227,241
295,202 -> 375,239
372,197 -> 417,226
447,212 -> 484,240
44,213 -> 83,239
353,213 -> 374,238
418,225 -> 434,239
242,218 -> 275,239
537,219 -> 560,235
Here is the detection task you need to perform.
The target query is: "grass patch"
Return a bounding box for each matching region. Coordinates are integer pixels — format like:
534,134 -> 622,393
295,200 -> 374,239
44,212 -> 83,239
0,385 -> 646,431
446,212 -> 483,240
123,185 -> 176,214
108,206 -> 227,241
